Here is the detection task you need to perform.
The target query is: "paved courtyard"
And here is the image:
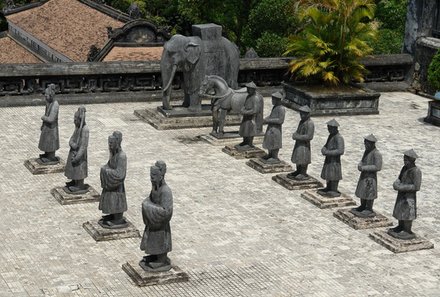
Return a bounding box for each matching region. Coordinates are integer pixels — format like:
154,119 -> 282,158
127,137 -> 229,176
0,92 -> 439,296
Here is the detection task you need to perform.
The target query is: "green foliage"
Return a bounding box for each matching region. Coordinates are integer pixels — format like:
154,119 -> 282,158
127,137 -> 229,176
285,0 -> 377,85
370,28 -> 403,54
428,49 -> 440,90
255,32 -> 289,57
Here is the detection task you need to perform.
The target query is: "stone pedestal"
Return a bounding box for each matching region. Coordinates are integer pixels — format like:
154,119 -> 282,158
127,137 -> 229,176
51,186 -> 100,205
222,145 -> 266,159
369,230 -> 434,253
83,219 -> 140,242
246,158 -> 292,174
301,190 -> 356,209
134,105 -> 241,130
272,174 -> 323,190
122,261 -> 189,287
24,158 -> 65,175
333,208 -> 392,230
200,131 -> 263,146
424,100 -> 440,126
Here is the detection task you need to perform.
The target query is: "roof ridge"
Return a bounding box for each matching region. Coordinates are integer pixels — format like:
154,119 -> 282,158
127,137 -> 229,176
3,1 -> 49,16
7,32 -> 47,63
79,0 -> 131,23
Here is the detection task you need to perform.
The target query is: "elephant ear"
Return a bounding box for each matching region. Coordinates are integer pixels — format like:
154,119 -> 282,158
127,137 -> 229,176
185,42 -> 201,65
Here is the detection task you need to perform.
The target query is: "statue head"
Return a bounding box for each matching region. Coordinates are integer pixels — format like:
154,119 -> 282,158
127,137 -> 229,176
108,131 -> 122,154
299,105 -> 311,121
155,160 -> 167,178
363,134 -> 377,151
271,91 -> 283,106
44,84 -> 56,103
403,149 -> 418,167
150,165 -> 163,186
326,119 -> 339,134
74,106 -> 86,128
245,81 -> 257,95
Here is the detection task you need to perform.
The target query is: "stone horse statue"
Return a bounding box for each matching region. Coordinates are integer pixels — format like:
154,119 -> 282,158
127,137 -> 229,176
199,75 -> 264,135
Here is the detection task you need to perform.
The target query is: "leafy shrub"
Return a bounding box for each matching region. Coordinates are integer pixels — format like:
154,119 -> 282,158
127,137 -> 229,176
255,32 -> 289,57
428,49 -> 440,91
370,28 -> 403,54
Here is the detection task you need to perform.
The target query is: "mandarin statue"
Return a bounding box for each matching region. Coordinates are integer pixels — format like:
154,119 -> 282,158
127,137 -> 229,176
388,149 -> 422,240
64,106 -> 90,193
140,161 -> 173,272
261,92 -> 285,163
98,131 -> 128,228
38,84 -> 60,164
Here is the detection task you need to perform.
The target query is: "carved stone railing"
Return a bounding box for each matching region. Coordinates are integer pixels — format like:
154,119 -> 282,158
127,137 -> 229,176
0,54 -> 413,100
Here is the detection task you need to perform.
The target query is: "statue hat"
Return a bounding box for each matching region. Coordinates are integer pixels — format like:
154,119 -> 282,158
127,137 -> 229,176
245,81 -> 257,89
271,91 -> 283,100
364,134 -> 377,142
404,149 -> 418,159
326,119 -> 340,127
299,105 -> 311,113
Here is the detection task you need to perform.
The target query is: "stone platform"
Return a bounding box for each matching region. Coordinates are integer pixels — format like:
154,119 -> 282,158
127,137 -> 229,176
134,105 -> 241,130
83,219 -> 140,242
369,230 -> 434,253
222,145 -> 266,159
24,158 -> 65,175
272,174 -> 323,190
301,190 -> 356,209
333,208 -> 392,230
50,186 -> 100,205
200,131 -> 264,146
246,158 -> 292,174
122,261 -> 189,287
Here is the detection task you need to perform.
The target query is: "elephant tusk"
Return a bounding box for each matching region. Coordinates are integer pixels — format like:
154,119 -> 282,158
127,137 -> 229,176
162,64 -> 177,93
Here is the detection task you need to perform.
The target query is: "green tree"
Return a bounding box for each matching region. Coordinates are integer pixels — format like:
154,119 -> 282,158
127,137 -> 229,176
285,0 -> 377,85
428,49 -> 440,91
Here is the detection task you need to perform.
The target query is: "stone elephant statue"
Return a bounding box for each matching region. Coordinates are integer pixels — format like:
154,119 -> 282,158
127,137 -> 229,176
160,24 -> 240,112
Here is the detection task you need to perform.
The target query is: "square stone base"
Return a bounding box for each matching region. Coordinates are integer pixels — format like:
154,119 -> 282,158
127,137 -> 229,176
134,106 -> 241,130
200,131 -> 263,146
246,158 -> 292,174
369,230 -> 434,253
51,186 -> 100,205
122,261 -> 189,287
24,158 -> 65,175
272,174 -> 323,190
222,145 -> 266,159
333,208 -> 392,230
83,219 -> 140,242
301,190 -> 356,209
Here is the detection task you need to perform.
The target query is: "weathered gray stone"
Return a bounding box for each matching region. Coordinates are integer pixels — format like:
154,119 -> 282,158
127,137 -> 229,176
333,208 -> 392,230
50,186 -> 100,205
122,261 -> 189,287
282,83 -> 380,116
222,145 -> 266,159
201,131 -> 264,146
369,230 -> 434,253
272,174 -> 323,191
24,158 -> 65,175
134,107 -> 241,130
301,190 -> 356,209
425,100 -> 440,126
246,158 -> 292,174
82,219 -> 140,242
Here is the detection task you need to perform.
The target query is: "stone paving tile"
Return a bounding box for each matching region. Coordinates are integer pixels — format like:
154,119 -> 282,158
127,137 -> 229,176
0,92 -> 439,296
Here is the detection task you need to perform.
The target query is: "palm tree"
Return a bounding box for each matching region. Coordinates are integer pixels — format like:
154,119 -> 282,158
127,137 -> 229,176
284,0 -> 377,85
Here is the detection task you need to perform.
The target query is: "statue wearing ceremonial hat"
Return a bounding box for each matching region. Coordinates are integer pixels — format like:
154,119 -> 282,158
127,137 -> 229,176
236,81 -> 259,149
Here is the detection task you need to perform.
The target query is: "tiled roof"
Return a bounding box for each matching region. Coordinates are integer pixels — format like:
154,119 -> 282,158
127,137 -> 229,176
0,35 -> 42,64
102,46 -> 163,62
7,0 -> 124,62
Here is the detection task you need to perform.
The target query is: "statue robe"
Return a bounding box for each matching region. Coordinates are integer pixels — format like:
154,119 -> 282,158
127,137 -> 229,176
99,150 -> 127,214
38,100 -> 60,152
355,148 -> 382,200
262,105 -> 285,150
140,182 -> 173,255
320,132 -> 344,181
239,93 -> 258,137
291,118 -> 314,165
65,125 -> 89,180
393,165 -> 422,220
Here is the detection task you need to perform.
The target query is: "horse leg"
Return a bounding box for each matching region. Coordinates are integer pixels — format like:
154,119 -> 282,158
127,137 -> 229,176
212,105 -> 219,134
218,109 -> 227,135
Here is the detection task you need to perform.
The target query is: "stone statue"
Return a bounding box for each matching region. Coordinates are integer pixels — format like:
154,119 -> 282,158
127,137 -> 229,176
317,119 -> 345,197
98,131 -> 128,228
140,161 -> 173,272
127,2 -> 142,19
261,92 -> 285,163
350,134 -> 383,217
235,82 -> 260,150
244,48 -> 259,58
388,149 -> 422,240
64,106 -> 89,193
38,84 -> 60,164
287,105 -> 315,180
